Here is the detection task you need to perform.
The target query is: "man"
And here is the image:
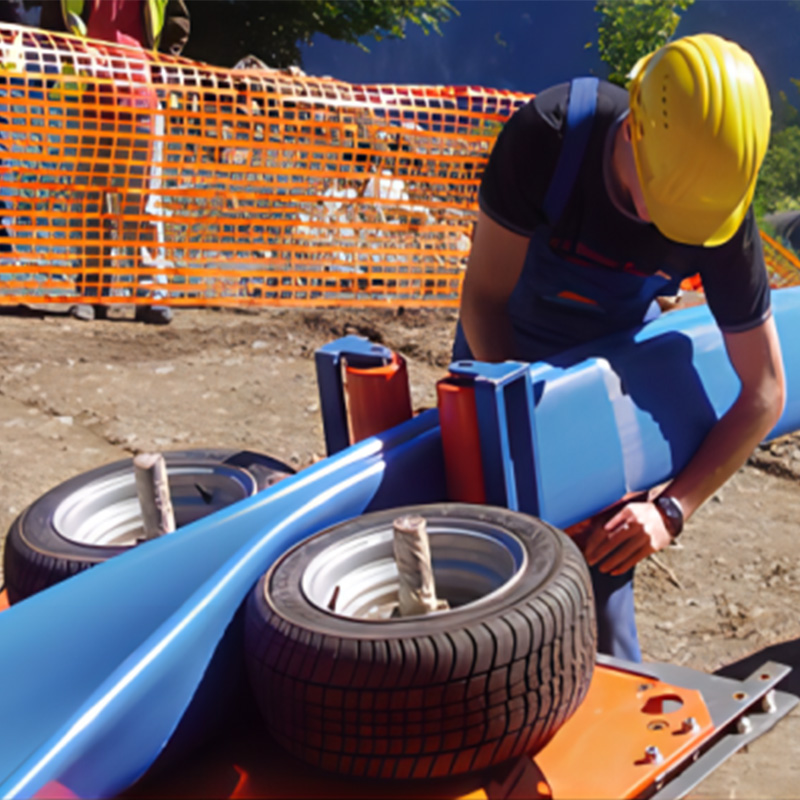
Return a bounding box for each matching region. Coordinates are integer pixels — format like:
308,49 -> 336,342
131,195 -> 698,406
62,0 -> 189,324
9,0 -> 189,323
454,34 -> 786,660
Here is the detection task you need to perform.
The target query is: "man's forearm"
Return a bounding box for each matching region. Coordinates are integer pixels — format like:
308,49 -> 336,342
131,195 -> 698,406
665,318 -> 786,521
661,386 -> 783,521
457,209 -> 530,363
583,385 -> 783,575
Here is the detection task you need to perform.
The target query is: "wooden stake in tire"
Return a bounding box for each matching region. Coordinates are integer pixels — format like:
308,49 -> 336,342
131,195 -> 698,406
134,452 -> 176,540
392,514 -> 448,616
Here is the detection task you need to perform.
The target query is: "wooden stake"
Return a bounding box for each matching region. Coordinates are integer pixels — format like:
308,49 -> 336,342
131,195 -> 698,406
134,452 -> 176,540
392,515 -> 448,616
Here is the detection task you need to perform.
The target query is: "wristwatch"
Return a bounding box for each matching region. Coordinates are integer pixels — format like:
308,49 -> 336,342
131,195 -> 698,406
654,495 -> 684,539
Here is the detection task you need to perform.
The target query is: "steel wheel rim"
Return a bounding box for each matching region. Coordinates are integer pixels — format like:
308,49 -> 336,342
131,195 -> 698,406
52,463 -> 257,547
300,519 -> 527,621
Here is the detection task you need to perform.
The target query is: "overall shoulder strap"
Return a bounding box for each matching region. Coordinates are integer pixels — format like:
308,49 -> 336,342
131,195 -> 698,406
542,76 -> 599,226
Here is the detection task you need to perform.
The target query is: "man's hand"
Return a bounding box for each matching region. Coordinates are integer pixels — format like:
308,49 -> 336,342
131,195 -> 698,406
582,500 -> 673,575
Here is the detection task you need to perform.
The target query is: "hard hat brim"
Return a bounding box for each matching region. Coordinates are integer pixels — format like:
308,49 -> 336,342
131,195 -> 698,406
644,184 -> 753,248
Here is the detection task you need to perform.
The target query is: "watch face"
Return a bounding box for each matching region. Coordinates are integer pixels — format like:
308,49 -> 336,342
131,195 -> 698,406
657,496 -> 683,537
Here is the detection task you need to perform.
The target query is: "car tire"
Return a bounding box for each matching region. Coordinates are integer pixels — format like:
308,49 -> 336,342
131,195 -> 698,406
244,503 -> 596,781
3,448 -> 294,604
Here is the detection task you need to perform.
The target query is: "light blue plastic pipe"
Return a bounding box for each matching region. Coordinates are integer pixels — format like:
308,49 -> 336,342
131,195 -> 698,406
526,288 -> 800,527
2,288 -> 800,798
0,412 -> 445,799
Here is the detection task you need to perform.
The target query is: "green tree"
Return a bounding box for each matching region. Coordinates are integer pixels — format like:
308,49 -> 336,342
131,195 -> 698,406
773,79 -> 800,133
593,0 -> 694,87
754,78 -> 800,217
755,123 -> 800,217
183,0 -> 456,69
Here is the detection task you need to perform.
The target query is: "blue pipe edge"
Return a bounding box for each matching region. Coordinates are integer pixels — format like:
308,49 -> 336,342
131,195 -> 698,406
2,286 -> 800,798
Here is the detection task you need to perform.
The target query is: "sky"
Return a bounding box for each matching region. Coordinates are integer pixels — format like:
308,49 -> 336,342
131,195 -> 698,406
299,1 -> 800,101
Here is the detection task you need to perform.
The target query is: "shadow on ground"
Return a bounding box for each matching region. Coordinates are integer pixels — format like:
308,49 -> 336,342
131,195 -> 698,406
715,637 -> 800,696
0,304 -> 47,318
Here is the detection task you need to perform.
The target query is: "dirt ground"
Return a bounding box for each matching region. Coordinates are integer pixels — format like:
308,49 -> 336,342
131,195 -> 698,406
1,302 -> 799,797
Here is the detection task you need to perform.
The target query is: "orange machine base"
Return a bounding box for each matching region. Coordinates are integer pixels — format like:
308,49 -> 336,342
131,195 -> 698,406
2,591 -> 790,800
127,661 -> 717,800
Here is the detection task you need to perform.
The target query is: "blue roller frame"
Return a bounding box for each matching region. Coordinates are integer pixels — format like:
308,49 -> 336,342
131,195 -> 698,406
2,288 -> 800,798
450,287 -> 800,528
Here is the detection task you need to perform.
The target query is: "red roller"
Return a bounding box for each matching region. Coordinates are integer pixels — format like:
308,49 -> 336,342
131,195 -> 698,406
436,376 -> 486,503
344,353 -> 413,443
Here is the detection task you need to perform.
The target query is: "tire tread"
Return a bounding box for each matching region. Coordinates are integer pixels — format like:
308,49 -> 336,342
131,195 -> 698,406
244,504 -> 597,781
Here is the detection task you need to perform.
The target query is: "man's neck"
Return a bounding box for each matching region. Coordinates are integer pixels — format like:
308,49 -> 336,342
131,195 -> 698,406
606,118 -> 641,219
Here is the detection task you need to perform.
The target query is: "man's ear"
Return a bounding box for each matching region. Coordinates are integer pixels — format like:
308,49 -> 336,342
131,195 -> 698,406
622,118 -> 633,143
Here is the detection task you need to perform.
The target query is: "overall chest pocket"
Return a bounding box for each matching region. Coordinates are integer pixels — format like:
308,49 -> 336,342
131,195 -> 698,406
523,235 -> 678,325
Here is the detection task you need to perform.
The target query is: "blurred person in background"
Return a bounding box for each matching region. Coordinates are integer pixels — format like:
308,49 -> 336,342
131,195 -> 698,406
0,0 -> 189,323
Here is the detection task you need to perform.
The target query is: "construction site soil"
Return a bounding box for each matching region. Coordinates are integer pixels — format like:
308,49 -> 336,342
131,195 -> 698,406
0,302 -> 798,798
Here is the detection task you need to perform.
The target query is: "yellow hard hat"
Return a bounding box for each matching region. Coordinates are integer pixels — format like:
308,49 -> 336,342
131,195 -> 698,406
628,34 -> 771,247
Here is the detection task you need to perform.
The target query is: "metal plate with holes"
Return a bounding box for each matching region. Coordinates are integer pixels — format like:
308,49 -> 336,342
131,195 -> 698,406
482,658 -> 796,800
638,659 -> 798,800
591,657 -> 798,800
94,656 -> 796,800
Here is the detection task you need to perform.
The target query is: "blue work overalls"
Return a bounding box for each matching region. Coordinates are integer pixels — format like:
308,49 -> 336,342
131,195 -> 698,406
454,78 -> 683,662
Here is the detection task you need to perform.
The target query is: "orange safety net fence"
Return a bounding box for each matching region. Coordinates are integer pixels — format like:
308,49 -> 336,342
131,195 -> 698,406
679,233 -> 800,295
1,23 -> 798,312
761,231 -> 800,288
0,22 -> 529,308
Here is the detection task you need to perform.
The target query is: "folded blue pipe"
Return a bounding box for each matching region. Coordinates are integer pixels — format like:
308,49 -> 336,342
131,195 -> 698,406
2,287 -> 800,798
524,288 -> 800,527
0,412 -> 444,799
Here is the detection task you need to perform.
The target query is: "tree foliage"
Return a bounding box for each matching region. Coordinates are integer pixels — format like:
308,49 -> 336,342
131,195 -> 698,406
773,80 -> 800,133
593,0 -> 694,86
755,104 -> 800,216
753,12 -> 800,217
183,0 -> 456,69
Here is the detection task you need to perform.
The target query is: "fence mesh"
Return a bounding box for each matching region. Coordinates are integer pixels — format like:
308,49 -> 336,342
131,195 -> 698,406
760,232 -> 800,289
0,22 -> 798,310
0,23 -> 530,308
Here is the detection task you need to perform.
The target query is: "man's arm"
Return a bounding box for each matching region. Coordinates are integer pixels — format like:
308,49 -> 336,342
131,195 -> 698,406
584,314 -> 786,575
459,210 -> 530,362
